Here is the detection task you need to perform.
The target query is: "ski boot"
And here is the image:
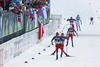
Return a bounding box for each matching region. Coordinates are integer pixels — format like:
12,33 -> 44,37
60,51 -> 63,58
56,56 -> 58,60
77,28 -> 78,31
56,53 -> 58,60
72,43 -> 74,47
66,41 -> 69,46
71,41 -> 74,47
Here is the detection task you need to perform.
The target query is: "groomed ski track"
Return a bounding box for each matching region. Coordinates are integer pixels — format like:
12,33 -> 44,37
2,0 -> 100,67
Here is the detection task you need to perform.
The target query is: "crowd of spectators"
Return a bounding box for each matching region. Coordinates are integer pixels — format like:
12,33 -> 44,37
0,0 -> 49,14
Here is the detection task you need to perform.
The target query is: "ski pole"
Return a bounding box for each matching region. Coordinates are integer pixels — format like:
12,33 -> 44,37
43,42 -> 54,51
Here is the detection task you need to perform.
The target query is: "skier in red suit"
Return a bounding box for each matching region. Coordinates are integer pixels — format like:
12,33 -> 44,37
67,17 -> 76,29
51,32 -> 63,60
51,32 -> 70,60
67,17 -> 76,36
66,25 -> 78,47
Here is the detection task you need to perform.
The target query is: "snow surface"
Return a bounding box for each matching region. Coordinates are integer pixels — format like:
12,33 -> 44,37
2,0 -> 100,67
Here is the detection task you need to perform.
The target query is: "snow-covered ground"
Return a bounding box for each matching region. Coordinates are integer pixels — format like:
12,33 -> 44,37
2,0 -> 100,67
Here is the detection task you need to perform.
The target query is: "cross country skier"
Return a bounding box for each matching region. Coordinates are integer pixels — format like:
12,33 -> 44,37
67,17 -> 76,35
90,17 -> 94,25
51,32 -> 70,60
51,32 -> 63,60
66,25 -> 78,47
51,33 -> 70,58
67,17 -> 76,29
76,14 -> 82,31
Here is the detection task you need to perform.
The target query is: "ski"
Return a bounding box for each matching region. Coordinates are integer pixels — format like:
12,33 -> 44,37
66,56 -> 75,57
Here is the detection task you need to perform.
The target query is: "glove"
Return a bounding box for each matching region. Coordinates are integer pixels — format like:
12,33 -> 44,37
51,42 -> 53,45
75,32 -> 79,36
51,40 -> 53,45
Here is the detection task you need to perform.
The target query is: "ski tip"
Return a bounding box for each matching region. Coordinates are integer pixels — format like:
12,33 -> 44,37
66,56 -> 75,57
71,56 -> 75,57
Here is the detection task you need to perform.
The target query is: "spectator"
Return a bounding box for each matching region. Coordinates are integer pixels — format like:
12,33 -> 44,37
12,0 -> 18,3
9,2 -> 14,11
0,1 -> 3,9
5,0 -> 10,11
0,3 -> 3,17
0,3 -> 3,38
32,1 -> 36,8
12,3 -> 20,14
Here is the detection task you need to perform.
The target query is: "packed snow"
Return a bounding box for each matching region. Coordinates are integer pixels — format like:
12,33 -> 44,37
1,0 -> 100,67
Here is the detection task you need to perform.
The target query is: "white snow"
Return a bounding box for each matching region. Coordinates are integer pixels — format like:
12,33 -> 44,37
1,0 -> 100,67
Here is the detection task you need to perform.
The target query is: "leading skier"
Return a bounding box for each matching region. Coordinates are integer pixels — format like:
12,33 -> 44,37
51,33 -> 70,58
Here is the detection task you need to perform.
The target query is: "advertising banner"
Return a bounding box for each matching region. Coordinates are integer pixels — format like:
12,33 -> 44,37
3,42 -> 9,64
8,41 -> 14,60
48,21 -> 52,36
13,37 -> 22,58
0,48 -> 3,66
0,12 -> 23,39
